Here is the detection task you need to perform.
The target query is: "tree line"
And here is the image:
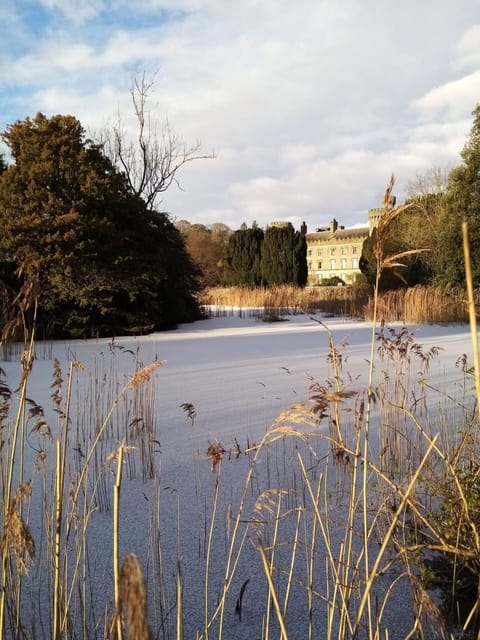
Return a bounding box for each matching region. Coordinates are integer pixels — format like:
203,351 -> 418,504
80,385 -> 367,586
1,97 -> 480,339
176,220 -> 308,288
184,103 -> 480,295
0,111 -> 306,340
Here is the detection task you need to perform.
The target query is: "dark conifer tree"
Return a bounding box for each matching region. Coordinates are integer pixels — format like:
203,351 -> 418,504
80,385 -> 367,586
261,223 -> 307,286
223,225 -> 263,286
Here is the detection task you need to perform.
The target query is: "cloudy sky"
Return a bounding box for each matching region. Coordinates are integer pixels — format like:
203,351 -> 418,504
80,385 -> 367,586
1,1 -> 480,231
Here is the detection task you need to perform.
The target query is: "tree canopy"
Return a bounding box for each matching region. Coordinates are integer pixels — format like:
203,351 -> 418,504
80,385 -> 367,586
177,221 -> 231,288
0,113 -> 201,338
433,104 -> 480,286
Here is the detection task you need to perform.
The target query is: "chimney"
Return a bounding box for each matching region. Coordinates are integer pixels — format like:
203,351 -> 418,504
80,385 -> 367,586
330,218 -> 338,233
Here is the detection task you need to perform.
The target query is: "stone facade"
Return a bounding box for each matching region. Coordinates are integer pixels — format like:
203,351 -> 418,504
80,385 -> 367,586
305,209 -> 383,285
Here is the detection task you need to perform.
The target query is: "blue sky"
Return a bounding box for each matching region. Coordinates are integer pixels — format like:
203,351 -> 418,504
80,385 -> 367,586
2,0 -> 480,231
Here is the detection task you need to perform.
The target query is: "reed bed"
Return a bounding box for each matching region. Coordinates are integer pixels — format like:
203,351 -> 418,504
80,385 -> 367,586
200,285 -> 370,318
202,283 -> 479,324
363,285 -> 478,324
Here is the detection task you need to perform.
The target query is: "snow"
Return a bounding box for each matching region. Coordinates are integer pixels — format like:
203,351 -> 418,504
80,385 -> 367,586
2,312 -> 475,639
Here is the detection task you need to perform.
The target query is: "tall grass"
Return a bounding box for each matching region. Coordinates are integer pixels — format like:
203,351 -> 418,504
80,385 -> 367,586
1,179 -> 480,639
201,283 -> 478,324
200,284 -> 370,319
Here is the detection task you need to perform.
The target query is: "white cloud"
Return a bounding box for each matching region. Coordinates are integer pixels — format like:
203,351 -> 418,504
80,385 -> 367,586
37,0 -> 106,23
455,24 -> 480,69
2,0 -> 480,232
411,71 -> 480,120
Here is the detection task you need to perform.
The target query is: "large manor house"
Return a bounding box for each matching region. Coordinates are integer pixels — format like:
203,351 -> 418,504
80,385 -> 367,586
305,207 -> 383,285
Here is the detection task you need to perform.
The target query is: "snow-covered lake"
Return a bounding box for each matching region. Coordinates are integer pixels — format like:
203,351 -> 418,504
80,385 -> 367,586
2,313 -> 475,639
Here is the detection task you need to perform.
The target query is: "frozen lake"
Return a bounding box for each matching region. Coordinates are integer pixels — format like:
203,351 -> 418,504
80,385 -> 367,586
1,313 -> 475,639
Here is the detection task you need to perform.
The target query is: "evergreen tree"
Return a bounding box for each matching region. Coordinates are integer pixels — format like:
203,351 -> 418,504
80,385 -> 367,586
261,223 -> 307,286
0,113 -> 201,338
223,225 -> 264,286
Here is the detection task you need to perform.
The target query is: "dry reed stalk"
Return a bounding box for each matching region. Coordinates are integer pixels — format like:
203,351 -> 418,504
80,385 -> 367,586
66,361 -> 163,540
199,421 -> 303,639
257,543 -> 288,640
50,360 -> 91,639
297,455 -> 355,639
203,469 -> 221,640
282,507 -> 302,617
0,328 -> 35,640
251,489 -> 285,640
177,561 -> 183,640
147,470 -> 170,638
306,470 -> 321,640
351,433 -> 439,637
113,444 -> 125,640
462,221 -> 480,414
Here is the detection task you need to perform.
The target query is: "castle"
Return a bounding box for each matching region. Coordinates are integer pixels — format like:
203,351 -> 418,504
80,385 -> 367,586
305,208 -> 383,285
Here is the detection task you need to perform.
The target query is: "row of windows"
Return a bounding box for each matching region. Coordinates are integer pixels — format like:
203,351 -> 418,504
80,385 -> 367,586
307,245 -> 359,257
308,258 -> 359,270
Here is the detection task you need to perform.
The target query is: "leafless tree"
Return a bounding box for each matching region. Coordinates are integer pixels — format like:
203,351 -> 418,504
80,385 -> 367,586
407,165 -> 450,200
103,72 -> 214,210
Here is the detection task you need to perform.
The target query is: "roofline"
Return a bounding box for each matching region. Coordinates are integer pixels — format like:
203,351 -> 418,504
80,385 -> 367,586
306,226 -> 369,240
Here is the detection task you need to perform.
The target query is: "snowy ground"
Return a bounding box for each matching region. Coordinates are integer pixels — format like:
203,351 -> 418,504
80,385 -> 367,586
2,312 -> 475,639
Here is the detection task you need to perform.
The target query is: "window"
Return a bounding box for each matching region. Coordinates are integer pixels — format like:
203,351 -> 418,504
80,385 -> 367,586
330,259 -> 336,270
317,260 -> 322,269
352,246 -> 358,254
352,257 -> 358,269
341,258 -> 347,269
330,247 -> 336,255
317,248 -> 322,256
341,247 -> 346,255
308,249 -> 312,256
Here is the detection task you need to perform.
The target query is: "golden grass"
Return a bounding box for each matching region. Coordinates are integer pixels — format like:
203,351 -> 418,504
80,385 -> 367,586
200,284 -> 370,318
202,283 -> 480,324
363,284 -> 479,324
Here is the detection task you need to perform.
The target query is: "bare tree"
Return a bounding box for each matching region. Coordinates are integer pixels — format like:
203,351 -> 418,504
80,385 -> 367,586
406,165 -> 450,200
103,72 -> 214,210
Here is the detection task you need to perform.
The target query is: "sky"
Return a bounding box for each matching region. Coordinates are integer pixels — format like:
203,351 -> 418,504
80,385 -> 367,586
1,1 -> 480,232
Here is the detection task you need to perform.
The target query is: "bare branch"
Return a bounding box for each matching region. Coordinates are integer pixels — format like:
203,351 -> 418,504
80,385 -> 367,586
102,72 -> 215,210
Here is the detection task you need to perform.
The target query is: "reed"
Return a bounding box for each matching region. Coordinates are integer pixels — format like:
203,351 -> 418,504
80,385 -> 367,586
1,180 -> 480,639
200,284 -> 370,318
202,283 -> 480,324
